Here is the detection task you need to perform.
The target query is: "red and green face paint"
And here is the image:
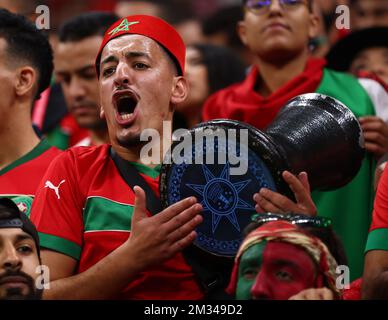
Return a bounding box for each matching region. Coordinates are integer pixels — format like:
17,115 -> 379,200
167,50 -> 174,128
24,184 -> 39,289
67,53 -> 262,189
236,240 -> 318,300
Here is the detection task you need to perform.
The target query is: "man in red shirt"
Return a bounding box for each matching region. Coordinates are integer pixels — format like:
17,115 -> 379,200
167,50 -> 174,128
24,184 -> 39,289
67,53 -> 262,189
0,9 -> 60,215
30,15 -> 204,299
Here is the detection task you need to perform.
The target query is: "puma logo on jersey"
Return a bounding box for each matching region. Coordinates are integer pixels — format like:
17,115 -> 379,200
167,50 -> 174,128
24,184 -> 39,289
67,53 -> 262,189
44,180 -> 66,199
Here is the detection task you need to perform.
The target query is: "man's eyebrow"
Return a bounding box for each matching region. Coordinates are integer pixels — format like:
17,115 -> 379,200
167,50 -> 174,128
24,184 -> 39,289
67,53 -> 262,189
272,259 -> 301,270
100,55 -> 119,66
124,51 -> 151,60
15,233 -> 34,243
77,65 -> 96,74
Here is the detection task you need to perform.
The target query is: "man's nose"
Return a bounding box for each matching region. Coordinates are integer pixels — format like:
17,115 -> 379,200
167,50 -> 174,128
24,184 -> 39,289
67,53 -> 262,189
268,0 -> 283,13
1,244 -> 22,271
68,77 -> 87,100
114,62 -> 132,87
251,271 -> 271,300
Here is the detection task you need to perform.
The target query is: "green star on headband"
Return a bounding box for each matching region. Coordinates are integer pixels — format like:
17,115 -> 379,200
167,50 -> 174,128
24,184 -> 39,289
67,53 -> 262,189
108,19 -> 140,37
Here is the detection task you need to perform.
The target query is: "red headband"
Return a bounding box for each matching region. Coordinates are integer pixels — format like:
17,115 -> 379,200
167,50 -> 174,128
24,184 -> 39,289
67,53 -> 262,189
95,15 -> 185,77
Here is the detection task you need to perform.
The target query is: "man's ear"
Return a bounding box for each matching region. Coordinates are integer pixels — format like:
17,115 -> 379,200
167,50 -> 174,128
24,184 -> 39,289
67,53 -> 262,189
100,105 -> 105,119
237,21 -> 249,47
170,76 -> 188,106
15,66 -> 37,98
308,13 -> 320,39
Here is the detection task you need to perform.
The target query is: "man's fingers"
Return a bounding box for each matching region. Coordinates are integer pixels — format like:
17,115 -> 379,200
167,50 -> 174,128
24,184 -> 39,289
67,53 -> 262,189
363,131 -> 385,145
163,203 -> 203,234
132,186 -> 147,224
365,142 -> 385,156
359,116 -> 382,124
258,188 -> 295,213
157,196 -> 198,223
282,171 -> 310,203
169,231 -> 198,253
298,172 -> 310,192
167,213 -> 203,243
360,119 -> 386,132
320,288 -> 334,300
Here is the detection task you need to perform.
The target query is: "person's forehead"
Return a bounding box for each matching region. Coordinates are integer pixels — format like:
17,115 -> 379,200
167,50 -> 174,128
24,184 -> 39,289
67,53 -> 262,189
240,241 -> 267,265
263,241 -> 314,266
58,35 -> 103,55
0,228 -> 33,242
100,34 -> 163,60
356,47 -> 388,60
56,36 -> 103,67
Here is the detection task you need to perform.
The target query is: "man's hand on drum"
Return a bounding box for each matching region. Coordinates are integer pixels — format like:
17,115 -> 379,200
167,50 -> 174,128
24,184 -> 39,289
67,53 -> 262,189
253,171 -> 317,216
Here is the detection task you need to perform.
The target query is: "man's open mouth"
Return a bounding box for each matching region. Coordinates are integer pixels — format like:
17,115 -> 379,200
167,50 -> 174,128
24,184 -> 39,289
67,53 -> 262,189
113,91 -> 139,124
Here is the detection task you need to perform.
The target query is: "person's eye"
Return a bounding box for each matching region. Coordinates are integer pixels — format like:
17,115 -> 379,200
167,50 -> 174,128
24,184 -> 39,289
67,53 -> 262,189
243,269 -> 258,280
133,62 -> 149,70
17,245 -> 33,254
81,71 -> 97,80
276,270 -> 293,281
102,67 -> 116,77
353,63 -> 367,73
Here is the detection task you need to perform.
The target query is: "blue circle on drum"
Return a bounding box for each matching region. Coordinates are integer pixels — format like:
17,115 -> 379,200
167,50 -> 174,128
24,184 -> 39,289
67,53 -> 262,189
167,138 -> 276,257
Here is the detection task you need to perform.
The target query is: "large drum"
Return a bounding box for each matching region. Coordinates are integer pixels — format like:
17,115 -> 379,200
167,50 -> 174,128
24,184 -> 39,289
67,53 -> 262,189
160,93 -> 364,258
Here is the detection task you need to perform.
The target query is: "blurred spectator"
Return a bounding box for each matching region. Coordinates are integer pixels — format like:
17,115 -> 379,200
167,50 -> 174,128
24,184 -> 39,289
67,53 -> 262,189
166,5 -> 206,46
202,0 -> 388,280
114,0 -> 167,18
363,160 -> 388,299
0,0 -> 40,20
0,9 -> 60,213
202,5 -> 255,65
327,27 -> 388,87
309,0 -> 331,57
54,12 -> 118,147
175,44 -> 246,129
350,0 -> 388,30
0,198 -> 42,300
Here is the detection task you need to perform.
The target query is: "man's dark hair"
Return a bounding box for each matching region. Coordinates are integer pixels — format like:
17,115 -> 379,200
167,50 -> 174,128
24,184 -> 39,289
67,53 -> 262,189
203,6 -> 244,51
0,198 -> 41,260
191,44 -> 246,94
58,12 -> 119,43
0,8 -> 53,100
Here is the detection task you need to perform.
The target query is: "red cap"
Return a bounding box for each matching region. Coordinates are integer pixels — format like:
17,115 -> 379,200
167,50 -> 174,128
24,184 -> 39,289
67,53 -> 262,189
95,15 -> 185,77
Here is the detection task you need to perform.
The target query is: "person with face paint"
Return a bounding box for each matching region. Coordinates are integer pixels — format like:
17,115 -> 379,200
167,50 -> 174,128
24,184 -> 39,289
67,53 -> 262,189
0,198 -> 42,300
227,219 -> 341,300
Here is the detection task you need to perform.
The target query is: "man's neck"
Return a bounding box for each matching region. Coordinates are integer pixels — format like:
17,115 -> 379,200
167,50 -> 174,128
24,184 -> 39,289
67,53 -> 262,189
0,110 -> 41,171
182,107 -> 202,129
254,50 -> 309,97
89,127 -> 109,146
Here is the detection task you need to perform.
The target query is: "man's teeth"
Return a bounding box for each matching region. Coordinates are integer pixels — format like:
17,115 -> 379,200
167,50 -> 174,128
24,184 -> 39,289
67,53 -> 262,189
120,113 -> 133,120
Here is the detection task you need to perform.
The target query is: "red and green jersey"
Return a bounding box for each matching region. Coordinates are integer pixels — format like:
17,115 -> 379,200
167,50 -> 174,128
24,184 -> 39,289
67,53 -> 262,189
0,140 -> 61,216
202,59 -> 376,280
30,144 -> 203,300
365,166 -> 388,253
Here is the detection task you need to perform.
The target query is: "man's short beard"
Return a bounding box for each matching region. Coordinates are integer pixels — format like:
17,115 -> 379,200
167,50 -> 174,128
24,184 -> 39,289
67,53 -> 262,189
4,287 -> 42,300
0,270 -> 42,300
82,119 -> 107,131
117,134 -> 145,149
